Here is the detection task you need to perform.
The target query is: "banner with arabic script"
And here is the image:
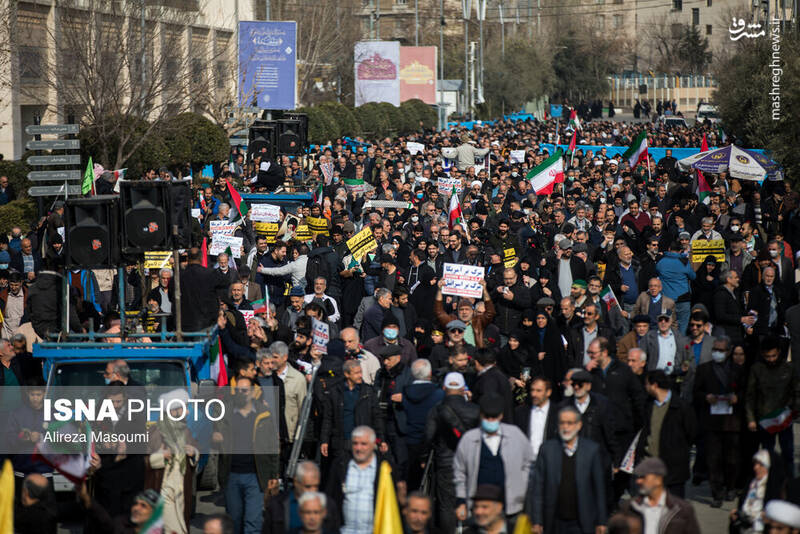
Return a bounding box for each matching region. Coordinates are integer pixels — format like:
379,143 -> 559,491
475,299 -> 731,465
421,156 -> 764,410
238,21 -> 297,110
399,46 -> 437,104
355,41 -> 400,106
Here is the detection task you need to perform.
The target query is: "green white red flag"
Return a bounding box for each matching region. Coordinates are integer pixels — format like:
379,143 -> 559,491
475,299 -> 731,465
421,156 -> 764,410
313,183 -> 324,205
696,134 -> 711,203
448,186 -> 467,234
32,421 -> 94,484
226,180 -> 249,219
600,286 -> 621,312
209,335 -> 228,386
526,149 -> 564,195
622,131 -> 648,170
759,406 -> 793,434
568,109 -> 582,131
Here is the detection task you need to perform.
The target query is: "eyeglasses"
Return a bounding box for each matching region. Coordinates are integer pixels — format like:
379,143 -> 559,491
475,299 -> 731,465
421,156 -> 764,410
657,317 -> 671,322
450,329 -> 464,334
689,323 -> 704,328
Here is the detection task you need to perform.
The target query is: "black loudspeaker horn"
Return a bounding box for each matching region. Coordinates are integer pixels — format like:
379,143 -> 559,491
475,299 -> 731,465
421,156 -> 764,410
120,181 -> 170,253
279,113 -> 308,155
170,179 -> 193,249
64,195 -> 120,268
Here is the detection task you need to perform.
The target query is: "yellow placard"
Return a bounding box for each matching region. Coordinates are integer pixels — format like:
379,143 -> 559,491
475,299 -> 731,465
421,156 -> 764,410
144,251 -> 172,269
253,222 -> 279,243
306,216 -> 329,236
691,238 -> 725,263
346,227 -> 378,262
503,247 -> 517,268
295,225 -> 313,241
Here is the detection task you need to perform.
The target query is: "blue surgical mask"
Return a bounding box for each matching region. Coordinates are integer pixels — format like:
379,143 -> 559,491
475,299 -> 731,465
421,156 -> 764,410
333,177 -> 340,183
481,418 -> 500,434
383,328 -> 399,340
416,192 -> 424,199
711,351 -> 727,363
104,377 -> 112,385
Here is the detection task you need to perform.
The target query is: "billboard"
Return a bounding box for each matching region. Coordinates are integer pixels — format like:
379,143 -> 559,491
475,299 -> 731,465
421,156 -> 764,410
354,41 -> 400,107
399,46 -> 437,104
238,21 -> 297,110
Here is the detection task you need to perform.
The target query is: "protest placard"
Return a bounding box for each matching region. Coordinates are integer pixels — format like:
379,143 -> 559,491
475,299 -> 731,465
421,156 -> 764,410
295,225 -> 313,241
437,177 -> 463,196
509,150 -> 526,164
407,142 -> 425,155
240,310 -> 255,324
441,263 -> 485,298
363,200 -> 414,210
503,247 -> 518,268
210,235 -> 243,258
691,239 -> 725,263
144,251 -> 172,270
311,318 -> 330,353
191,208 -> 201,220
249,203 -> 281,222
344,178 -> 366,195
346,227 -> 378,262
209,220 -> 236,237
253,222 -> 280,243
306,216 -> 329,236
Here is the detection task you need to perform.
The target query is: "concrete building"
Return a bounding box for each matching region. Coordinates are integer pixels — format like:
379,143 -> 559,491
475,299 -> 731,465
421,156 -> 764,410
0,0 -> 257,161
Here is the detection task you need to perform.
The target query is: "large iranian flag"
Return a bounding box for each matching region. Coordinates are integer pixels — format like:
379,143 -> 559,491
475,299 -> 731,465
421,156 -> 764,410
209,336 -> 228,386
448,186 -> 467,234
32,421 -> 94,484
759,406 -> 793,434
568,109 -> 582,130
622,131 -> 649,170
526,149 -> 564,195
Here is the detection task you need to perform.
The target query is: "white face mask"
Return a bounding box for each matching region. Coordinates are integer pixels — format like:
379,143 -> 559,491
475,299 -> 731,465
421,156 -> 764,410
711,351 -> 727,363
770,250 -> 779,258
730,225 -> 740,232
563,384 -> 574,398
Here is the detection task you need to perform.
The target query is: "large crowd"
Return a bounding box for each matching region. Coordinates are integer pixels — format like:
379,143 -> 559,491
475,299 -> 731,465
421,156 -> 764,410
3,114 -> 800,534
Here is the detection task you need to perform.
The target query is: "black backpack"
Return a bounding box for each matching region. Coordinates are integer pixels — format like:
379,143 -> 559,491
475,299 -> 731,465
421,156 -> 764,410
305,252 -> 331,289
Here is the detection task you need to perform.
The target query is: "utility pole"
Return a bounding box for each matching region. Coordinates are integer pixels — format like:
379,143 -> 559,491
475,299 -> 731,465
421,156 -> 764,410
528,0 -> 532,38
141,0 -> 146,111
477,0 -> 484,92
377,0 -> 381,39
369,0 -> 375,38
439,0 -> 446,130
499,3 -> 505,59
265,0 -> 270,20
537,0 -> 540,36
463,0 -> 471,118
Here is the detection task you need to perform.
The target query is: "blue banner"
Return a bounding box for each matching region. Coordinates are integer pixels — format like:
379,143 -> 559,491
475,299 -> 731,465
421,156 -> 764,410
238,21 -> 297,110
539,144 -> 764,162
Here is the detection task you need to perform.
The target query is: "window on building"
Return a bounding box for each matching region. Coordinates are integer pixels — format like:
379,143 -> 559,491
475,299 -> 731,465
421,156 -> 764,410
215,61 -> 229,89
192,58 -> 205,84
613,15 -> 622,28
707,0 -> 712,6
396,0 -> 408,4
671,23 -> 683,39
672,0 -> 682,11
19,46 -> 43,80
598,15 -> 605,30
706,24 -> 712,35
692,8 -> 699,25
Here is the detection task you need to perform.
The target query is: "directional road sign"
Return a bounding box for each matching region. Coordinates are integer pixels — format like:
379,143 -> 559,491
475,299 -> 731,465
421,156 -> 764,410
27,170 -> 82,182
26,139 -> 80,150
27,155 -> 81,166
28,185 -> 83,197
25,124 -> 80,135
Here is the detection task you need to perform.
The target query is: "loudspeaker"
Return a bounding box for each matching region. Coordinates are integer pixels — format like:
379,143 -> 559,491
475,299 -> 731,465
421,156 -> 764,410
248,120 -> 277,162
282,113 -> 308,151
276,119 -> 303,155
170,179 -> 193,249
64,196 -> 120,268
639,84 -> 648,95
120,181 -> 171,253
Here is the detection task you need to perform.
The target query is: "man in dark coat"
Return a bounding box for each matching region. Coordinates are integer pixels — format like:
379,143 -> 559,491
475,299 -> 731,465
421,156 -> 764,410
492,268 -> 531,340
262,461 -> 339,534
471,348 -> 514,423
424,371 -> 480,534
636,370 -> 696,497
568,302 -> 616,368
527,405 -> 608,534
712,270 -> 753,346
14,474 -> 57,534
176,247 -> 228,331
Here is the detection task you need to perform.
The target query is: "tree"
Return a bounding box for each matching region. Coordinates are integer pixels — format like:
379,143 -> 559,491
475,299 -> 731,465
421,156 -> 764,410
161,113 -> 229,172
551,29 -> 623,102
480,38 -> 553,118
676,25 -> 712,74
14,0 -> 230,171
714,34 -> 800,187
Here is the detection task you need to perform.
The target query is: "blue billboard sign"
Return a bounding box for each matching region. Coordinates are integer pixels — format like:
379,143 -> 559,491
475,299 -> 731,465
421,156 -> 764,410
238,21 -> 297,110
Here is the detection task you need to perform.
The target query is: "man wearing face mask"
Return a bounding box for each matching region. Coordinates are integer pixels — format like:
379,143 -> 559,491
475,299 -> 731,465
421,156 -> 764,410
722,234 -> 752,278
453,393 -> 532,524
692,336 -> 744,507
363,316 -> 417,365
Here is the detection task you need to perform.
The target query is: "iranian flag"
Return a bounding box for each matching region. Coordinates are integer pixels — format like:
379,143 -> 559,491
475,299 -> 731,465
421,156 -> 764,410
600,286 -> 621,312
696,134 -> 712,203
448,186 -> 467,234
32,421 -> 94,484
759,406 -> 793,434
112,168 -> 127,180
201,237 -> 209,268
251,298 -> 267,314
568,109 -> 582,130
343,178 -> 365,195
622,131 -> 649,170
139,498 -> 164,534
226,180 -> 249,219
312,183 -> 324,205
526,149 -> 564,196
568,130 -> 577,156
209,335 -> 228,386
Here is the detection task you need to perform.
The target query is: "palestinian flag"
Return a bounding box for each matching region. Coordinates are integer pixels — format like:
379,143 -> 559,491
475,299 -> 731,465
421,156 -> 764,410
139,497 -> 164,534
600,286 -> 620,312
448,186 -> 467,234
759,406 -> 793,434
622,131 -> 648,170
526,149 -> 564,196
312,183 -> 324,205
81,156 -> 95,195
251,298 -> 267,314
717,125 -> 727,144
32,420 -> 94,484
209,335 -> 228,386
568,130 -> 577,156
226,180 -> 249,219
568,109 -> 582,130
696,134 -> 711,203
344,178 -> 366,195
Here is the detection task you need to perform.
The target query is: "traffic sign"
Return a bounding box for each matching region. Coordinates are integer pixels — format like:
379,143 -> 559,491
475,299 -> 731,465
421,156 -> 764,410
28,185 -> 83,197
27,170 -> 82,182
27,155 -> 81,166
26,139 -> 80,150
25,124 -> 80,135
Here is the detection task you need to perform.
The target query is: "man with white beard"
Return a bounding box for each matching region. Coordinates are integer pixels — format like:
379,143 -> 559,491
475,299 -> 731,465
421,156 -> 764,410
527,406 -> 609,534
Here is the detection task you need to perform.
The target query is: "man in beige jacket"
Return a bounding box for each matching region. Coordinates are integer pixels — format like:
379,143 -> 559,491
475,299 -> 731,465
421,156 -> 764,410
269,341 -> 306,443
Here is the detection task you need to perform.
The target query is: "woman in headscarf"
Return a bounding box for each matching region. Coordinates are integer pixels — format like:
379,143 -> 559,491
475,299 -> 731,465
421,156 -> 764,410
730,449 -> 785,534
497,330 -> 531,405
692,254 -> 721,312
529,310 -> 567,393
411,318 -> 434,360
145,389 -> 199,534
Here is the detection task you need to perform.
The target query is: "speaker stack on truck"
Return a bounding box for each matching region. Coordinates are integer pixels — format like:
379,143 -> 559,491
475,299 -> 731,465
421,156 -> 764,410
247,111 -> 308,162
